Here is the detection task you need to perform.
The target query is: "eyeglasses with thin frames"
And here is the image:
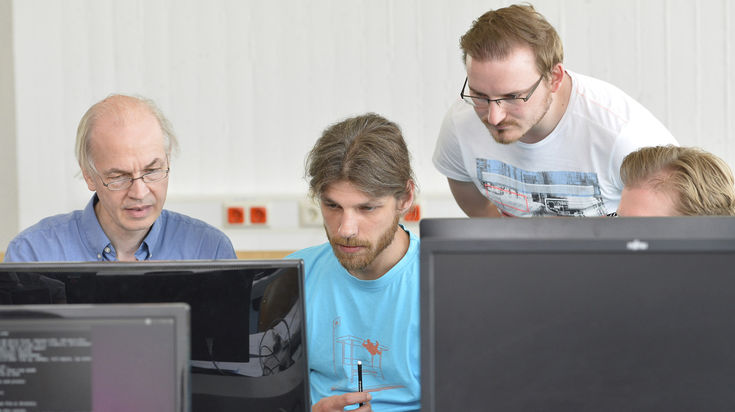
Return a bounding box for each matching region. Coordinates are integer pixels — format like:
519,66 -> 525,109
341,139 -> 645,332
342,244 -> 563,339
97,168 -> 170,191
460,75 -> 544,109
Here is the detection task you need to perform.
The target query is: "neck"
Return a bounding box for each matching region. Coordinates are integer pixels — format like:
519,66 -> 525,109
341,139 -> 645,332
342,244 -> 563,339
521,71 -> 573,144
114,244 -> 142,262
349,226 -> 410,281
94,202 -> 148,262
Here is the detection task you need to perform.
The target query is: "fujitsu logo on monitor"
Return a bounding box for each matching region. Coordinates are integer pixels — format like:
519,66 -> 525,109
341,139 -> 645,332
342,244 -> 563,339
626,239 -> 649,251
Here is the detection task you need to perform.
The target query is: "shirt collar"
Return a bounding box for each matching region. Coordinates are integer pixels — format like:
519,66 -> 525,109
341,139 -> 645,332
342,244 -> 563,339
79,194 -> 164,261
79,194 -> 114,259
140,210 -> 166,260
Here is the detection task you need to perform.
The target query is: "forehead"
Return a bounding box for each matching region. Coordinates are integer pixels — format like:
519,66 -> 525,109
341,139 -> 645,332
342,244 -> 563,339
618,186 -> 678,217
465,47 -> 540,94
321,180 -> 392,205
89,107 -> 166,169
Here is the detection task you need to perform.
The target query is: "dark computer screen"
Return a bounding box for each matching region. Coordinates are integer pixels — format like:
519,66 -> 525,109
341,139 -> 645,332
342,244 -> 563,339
420,217 -> 735,412
0,259 -> 309,412
0,303 -> 189,412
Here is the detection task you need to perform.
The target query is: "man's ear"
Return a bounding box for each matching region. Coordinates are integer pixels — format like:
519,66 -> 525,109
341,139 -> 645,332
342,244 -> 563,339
549,63 -> 565,93
82,169 -> 97,192
397,180 -> 416,215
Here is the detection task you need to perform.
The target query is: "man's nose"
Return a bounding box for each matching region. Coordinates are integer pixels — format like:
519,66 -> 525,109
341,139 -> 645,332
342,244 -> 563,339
485,102 -> 506,125
126,176 -> 151,199
337,212 -> 358,239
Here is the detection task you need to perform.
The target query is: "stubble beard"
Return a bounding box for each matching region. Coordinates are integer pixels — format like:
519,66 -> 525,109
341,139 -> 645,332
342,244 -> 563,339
328,214 -> 401,272
486,92 -> 553,145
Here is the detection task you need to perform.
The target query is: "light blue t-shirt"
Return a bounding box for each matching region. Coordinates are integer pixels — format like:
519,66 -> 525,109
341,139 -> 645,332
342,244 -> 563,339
287,227 -> 420,411
4,195 -> 236,262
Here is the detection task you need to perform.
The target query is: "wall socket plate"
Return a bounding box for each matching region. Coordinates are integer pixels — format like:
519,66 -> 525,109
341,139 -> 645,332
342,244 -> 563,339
298,199 -> 323,227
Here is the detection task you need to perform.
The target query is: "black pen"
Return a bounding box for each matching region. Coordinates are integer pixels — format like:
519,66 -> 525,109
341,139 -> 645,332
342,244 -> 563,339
358,360 -> 364,406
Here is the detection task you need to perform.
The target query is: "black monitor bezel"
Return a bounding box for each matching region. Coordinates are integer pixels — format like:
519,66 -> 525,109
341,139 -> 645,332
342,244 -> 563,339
0,258 -> 309,411
420,217 -> 735,411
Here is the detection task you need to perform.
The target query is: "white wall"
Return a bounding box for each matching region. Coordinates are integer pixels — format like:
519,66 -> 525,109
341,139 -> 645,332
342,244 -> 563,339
4,0 -> 735,251
0,0 -> 18,250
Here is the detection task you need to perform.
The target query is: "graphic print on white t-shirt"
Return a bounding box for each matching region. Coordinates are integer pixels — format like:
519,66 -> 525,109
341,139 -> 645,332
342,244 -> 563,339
477,158 -> 607,217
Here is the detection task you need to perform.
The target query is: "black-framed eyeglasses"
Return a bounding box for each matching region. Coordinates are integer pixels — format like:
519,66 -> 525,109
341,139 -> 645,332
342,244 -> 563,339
606,212 -> 618,217
98,168 -> 170,191
460,75 -> 544,109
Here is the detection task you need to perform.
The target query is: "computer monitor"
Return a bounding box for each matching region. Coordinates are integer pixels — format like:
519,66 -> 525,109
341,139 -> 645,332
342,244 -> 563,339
0,259 -> 308,411
0,303 -> 189,412
420,217 -> 735,412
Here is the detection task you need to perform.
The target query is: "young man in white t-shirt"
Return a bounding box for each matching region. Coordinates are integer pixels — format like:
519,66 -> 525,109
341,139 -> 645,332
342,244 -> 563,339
433,4 -> 678,217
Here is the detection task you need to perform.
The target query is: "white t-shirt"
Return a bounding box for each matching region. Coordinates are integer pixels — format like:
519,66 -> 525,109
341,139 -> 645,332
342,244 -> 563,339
433,70 -> 678,216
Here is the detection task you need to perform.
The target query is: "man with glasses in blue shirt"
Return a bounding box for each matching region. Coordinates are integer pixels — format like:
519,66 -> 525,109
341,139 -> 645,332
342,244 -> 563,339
433,4 -> 678,217
4,94 -> 236,262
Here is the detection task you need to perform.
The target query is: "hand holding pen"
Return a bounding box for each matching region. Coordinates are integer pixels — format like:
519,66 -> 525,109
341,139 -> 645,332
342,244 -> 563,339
311,392 -> 371,411
310,360 -> 372,411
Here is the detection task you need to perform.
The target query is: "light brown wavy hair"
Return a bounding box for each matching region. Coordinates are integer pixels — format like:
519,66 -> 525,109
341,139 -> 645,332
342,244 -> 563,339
460,4 -> 564,79
305,113 -> 415,200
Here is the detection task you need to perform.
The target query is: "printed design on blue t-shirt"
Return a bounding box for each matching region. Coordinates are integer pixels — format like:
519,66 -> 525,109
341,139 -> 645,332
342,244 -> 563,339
329,316 -> 404,393
476,158 -> 607,216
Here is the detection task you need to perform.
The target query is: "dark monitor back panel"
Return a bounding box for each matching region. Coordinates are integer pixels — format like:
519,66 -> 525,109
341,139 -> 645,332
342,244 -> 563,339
0,259 -> 309,412
0,303 -> 189,412
420,217 -> 735,412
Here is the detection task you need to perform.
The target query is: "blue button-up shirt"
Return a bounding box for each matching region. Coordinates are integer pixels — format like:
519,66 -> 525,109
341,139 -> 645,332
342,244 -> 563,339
4,195 -> 236,262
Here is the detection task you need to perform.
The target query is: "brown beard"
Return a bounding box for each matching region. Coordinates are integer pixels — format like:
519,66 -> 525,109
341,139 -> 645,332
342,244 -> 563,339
328,213 -> 400,272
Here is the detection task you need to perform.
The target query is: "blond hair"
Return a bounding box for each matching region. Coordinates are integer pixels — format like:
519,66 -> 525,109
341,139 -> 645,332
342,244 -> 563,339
620,145 -> 735,216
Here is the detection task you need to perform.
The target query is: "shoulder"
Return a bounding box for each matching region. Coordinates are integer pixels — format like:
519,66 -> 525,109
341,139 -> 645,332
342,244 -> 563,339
4,210 -> 84,262
159,209 -> 229,239
435,100 -> 485,180
569,72 -> 635,124
399,228 -> 421,271
13,210 -> 83,240
568,71 -> 671,137
287,243 -> 334,265
155,210 -> 236,259
286,243 -> 339,280
440,99 -> 482,136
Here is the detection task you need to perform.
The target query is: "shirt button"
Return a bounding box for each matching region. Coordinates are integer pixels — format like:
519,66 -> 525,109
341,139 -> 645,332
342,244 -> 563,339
104,247 -> 111,253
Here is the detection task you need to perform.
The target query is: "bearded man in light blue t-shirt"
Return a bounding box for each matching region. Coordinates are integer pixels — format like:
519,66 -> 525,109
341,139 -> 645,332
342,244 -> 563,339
288,113 -> 420,412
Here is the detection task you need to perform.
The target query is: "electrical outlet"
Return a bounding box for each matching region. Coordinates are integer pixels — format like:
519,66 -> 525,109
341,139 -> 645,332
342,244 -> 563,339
226,205 -> 246,225
224,202 -> 271,227
401,201 -> 422,223
299,199 -> 323,227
